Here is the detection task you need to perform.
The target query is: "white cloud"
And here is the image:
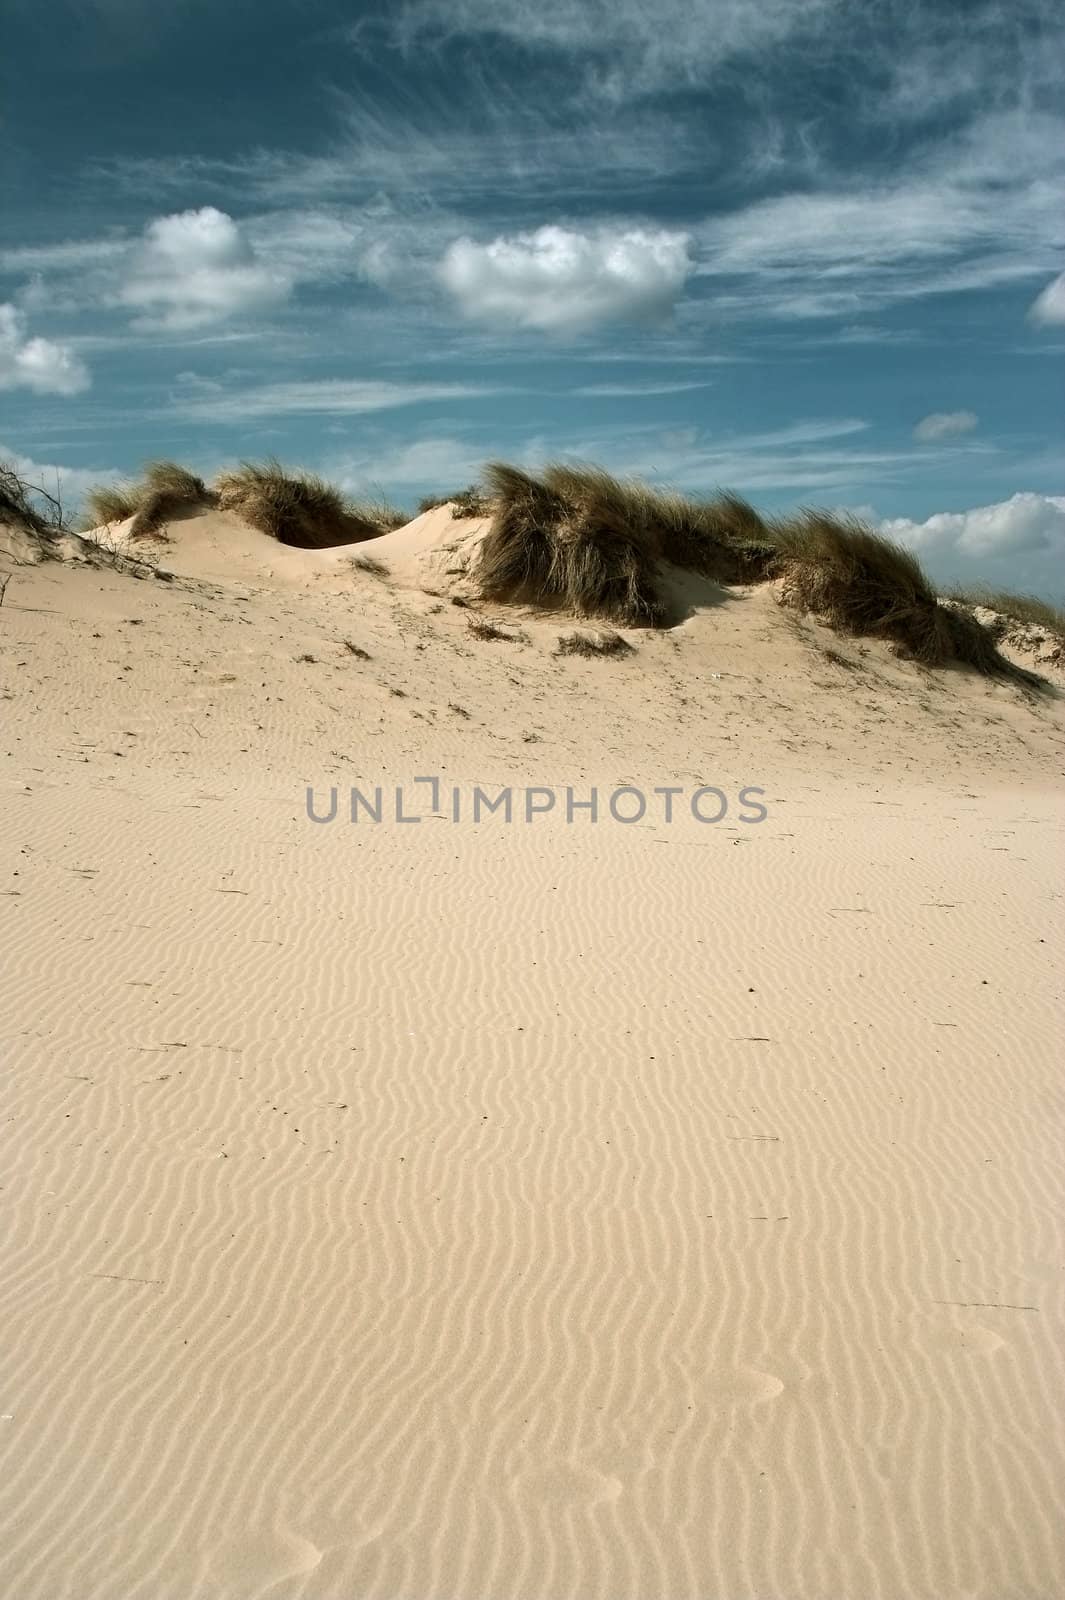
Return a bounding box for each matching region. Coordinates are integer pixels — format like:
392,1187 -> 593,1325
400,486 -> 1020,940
574,381 -> 711,396
518,415 -> 910,495
0,442 -> 117,514
329,435 -> 489,493
1029,271 -> 1065,325
0,238 -> 129,274
0,303 -> 90,395
693,109 -> 1063,319
914,410 -> 978,442
170,374 -> 504,422
438,225 -> 692,333
119,207 -> 291,330
882,493 -> 1065,561
391,0 -> 841,97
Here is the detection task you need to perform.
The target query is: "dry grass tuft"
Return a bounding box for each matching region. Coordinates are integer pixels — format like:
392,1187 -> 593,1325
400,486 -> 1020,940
775,512 -> 950,659
82,460 -> 213,536
214,459 -> 397,548
466,616 -> 528,643
1,462 -> 68,537
350,552 -> 389,577
821,646 -> 862,671
474,461 -> 775,626
774,511 -> 1041,683
83,483 -> 140,528
358,497 -> 407,532
418,487 -> 494,518
555,628 -> 634,657
476,462 -> 661,624
944,584 -> 1065,637
128,462 -> 213,538
450,486 -> 494,519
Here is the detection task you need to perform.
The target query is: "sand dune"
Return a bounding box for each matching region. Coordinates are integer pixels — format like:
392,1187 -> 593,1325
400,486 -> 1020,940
1,509 -> 1063,1598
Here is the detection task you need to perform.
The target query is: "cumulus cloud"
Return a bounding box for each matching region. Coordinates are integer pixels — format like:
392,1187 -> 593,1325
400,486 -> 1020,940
119,207 -> 291,329
0,303 -> 90,395
913,410 -> 978,442
1029,270 -> 1065,325
882,493 -> 1065,561
438,225 -> 692,333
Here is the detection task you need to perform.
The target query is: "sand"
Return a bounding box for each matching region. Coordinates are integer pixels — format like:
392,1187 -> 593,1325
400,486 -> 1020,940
1,510 -> 1063,1599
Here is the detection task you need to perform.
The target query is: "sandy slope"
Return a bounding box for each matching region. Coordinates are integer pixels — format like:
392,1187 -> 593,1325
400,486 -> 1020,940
1,511 -> 1063,1600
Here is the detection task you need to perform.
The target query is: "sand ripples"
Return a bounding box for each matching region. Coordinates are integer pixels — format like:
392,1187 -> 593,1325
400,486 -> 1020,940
2,744 -> 1063,1597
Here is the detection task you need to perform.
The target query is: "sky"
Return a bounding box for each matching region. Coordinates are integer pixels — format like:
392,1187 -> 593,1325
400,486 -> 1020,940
1,0 -> 1063,595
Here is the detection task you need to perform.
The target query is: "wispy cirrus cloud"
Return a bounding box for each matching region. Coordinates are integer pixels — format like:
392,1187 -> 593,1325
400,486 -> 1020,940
573,380 -> 711,397
168,374 -> 508,423
694,109 -> 1063,319
385,0 -> 1062,130
385,0 -> 842,98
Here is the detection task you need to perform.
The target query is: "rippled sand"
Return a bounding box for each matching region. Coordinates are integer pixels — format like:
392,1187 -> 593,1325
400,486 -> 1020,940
2,510 -> 1062,1598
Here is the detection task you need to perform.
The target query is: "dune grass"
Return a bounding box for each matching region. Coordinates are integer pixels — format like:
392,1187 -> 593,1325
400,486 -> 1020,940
773,512 -> 952,662
474,462 -> 777,626
81,461 -> 214,537
129,462 -> 212,538
772,512 -> 1041,682
83,484 -> 140,527
944,584 -> 1065,636
471,459 -> 1041,682
418,487 -> 494,518
214,460 -> 402,548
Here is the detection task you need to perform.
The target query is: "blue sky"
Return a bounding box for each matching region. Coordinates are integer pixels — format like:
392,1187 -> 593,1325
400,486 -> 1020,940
2,0 -> 1063,593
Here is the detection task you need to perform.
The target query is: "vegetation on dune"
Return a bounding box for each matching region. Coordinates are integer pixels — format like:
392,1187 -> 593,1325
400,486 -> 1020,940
475,461 -> 776,626
475,461 -> 663,625
943,583 -> 1065,637
773,512 -> 951,661
213,460 -> 402,548
129,462 -> 213,538
555,628 -> 634,657
82,461 -> 214,538
349,552 -> 390,577
83,484 -> 140,527
80,459 -> 404,547
1,461 -> 69,537
417,487 -> 494,519
449,486 -> 494,518
15,442 -> 1054,686
471,459 -> 1045,683
466,615 -> 529,643
773,512 -> 1041,683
